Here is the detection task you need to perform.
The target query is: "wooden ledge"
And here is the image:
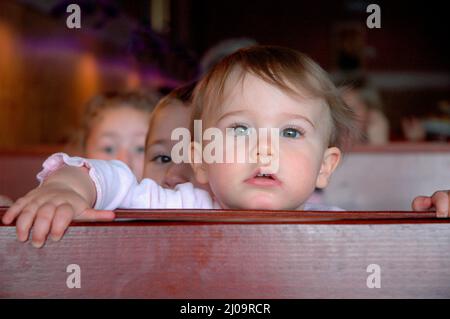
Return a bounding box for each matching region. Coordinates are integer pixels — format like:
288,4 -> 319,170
1,208 -> 449,298
0,208 -> 447,225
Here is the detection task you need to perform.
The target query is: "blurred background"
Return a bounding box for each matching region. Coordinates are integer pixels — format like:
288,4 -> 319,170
0,0 -> 449,209
0,0 -> 448,148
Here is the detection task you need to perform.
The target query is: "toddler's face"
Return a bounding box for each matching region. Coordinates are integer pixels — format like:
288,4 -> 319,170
144,102 -> 198,188
85,106 -> 150,180
193,71 -> 341,210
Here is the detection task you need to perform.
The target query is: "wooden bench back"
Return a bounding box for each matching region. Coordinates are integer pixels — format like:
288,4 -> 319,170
1,209 -> 449,298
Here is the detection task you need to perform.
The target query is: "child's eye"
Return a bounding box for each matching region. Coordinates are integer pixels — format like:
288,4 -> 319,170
281,127 -> 303,139
101,146 -> 116,155
135,146 -> 145,154
152,155 -> 172,164
231,124 -> 251,136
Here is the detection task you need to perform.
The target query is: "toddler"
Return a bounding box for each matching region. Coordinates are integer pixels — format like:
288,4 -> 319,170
3,46 -> 449,248
144,82 -> 200,189
339,77 -> 389,145
70,91 -> 160,180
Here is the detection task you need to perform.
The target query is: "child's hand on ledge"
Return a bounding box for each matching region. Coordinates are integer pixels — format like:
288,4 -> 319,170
412,190 -> 450,218
1,181 -> 115,248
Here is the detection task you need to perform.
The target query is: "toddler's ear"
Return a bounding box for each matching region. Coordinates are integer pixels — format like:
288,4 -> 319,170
190,141 -> 209,184
315,147 -> 341,189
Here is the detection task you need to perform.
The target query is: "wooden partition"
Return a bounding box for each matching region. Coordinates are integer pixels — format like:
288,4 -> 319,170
1,209 -> 449,298
323,143 -> 450,211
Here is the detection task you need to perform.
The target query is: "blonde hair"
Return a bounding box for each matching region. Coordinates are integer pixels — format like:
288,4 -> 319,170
191,45 -> 357,148
68,90 -> 160,154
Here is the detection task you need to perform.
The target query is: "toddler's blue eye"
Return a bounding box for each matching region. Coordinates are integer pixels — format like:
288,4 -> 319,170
232,125 -> 250,136
281,128 -> 302,139
152,155 -> 172,164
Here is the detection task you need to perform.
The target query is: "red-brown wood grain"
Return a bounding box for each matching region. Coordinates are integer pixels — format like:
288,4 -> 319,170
1,208 -> 449,298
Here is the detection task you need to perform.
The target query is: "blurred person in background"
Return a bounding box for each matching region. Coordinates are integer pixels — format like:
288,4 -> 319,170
309,76 -> 389,206
199,38 -> 258,75
339,76 -> 389,145
66,90 -> 160,180
402,100 -> 450,142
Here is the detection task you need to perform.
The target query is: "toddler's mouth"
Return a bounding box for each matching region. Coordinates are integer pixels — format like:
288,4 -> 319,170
255,173 -> 275,179
244,170 -> 282,187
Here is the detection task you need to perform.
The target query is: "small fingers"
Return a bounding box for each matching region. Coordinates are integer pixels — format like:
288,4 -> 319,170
15,202 -> 41,242
411,196 -> 432,211
431,191 -> 450,218
50,207 -> 115,242
30,203 -> 58,248
2,197 -> 32,225
50,204 -> 75,242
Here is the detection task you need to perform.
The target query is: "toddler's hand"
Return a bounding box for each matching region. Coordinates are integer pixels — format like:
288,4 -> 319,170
1,182 -> 115,248
412,190 -> 450,218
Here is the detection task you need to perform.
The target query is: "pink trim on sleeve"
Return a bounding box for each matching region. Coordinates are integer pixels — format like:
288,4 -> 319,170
36,152 -> 103,208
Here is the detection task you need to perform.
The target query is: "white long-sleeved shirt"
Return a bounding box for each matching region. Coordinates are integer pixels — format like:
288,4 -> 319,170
37,153 -> 344,211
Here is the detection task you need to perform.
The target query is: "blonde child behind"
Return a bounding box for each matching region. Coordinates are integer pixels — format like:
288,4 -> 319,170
69,91 -> 160,180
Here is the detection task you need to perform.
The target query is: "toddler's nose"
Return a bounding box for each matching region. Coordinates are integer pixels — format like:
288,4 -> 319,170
252,128 -> 279,164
